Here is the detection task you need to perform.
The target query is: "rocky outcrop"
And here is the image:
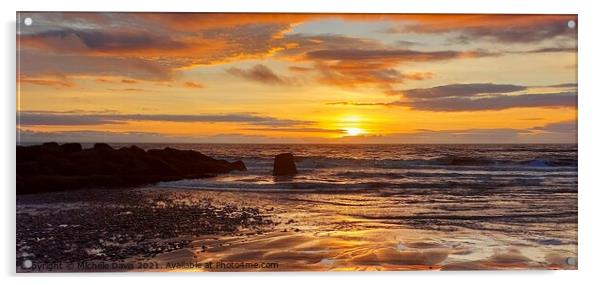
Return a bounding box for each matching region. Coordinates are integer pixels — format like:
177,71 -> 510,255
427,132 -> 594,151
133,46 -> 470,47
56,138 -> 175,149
272,153 -> 297,176
16,142 -> 247,194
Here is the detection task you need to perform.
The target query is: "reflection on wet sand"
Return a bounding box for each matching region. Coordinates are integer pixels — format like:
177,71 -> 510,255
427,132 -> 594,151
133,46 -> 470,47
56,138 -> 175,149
154,228 -> 575,271
142,186 -> 576,271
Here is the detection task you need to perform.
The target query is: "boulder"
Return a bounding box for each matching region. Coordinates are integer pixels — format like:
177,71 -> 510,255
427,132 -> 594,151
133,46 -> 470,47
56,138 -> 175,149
60,143 -> 82,153
231,160 -> 247,171
272,153 -> 297,176
93,143 -> 113,151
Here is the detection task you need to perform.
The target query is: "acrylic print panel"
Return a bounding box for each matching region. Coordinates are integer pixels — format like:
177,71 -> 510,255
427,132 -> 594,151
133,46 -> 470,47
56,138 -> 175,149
16,12 -> 577,272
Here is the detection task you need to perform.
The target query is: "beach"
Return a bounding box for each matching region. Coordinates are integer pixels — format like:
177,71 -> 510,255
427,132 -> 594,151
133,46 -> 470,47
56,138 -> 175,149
16,144 -> 577,271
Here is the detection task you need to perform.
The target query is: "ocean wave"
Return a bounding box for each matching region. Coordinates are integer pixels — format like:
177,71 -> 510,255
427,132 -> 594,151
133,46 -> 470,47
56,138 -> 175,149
156,176 -> 566,193
290,155 -> 577,169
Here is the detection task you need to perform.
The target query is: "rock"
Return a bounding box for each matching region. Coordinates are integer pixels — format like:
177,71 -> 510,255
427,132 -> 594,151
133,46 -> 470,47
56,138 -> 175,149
272,153 -> 297,176
60,143 -> 82,153
42,142 -> 60,148
16,142 -> 248,194
230,160 -> 247,171
93,143 -> 113,151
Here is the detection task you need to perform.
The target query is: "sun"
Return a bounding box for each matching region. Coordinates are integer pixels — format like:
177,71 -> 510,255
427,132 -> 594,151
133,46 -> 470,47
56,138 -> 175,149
344,127 -> 365,136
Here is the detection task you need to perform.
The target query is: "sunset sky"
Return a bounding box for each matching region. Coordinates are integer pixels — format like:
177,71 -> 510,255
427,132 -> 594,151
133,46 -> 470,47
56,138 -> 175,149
17,13 -> 577,143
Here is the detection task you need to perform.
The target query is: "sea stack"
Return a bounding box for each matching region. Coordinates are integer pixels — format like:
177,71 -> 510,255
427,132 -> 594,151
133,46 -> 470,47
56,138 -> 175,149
273,153 -> 297,176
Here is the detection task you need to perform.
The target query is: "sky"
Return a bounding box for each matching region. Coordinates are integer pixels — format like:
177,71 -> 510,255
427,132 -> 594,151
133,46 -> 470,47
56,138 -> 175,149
16,13 -> 577,144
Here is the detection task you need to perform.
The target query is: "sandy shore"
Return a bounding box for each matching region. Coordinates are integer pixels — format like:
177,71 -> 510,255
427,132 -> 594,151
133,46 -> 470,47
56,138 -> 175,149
17,186 -> 577,272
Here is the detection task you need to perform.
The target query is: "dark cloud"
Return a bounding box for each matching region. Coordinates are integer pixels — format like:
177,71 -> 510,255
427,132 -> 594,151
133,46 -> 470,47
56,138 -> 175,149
18,112 -> 312,127
226,64 -> 292,85
392,92 -> 576,111
531,121 -> 576,133
20,29 -> 188,54
19,52 -> 174,81
453,21 -> 575,44
546,83 -> 577,88
398,83 -> 527,99
379,83 -> 577,111
306,49 -> 489,61
17,129 -> 309,144
521,46 -> 577,53
387,15 -> 577,44
243,127 -> 346,134
338,83 -> 577,112
19,113 -> 125,126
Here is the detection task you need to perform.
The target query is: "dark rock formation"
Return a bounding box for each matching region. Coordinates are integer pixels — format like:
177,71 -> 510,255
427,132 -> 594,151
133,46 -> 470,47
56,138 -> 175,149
231,160 -> 248,171
272,153 -> 297,176
16,142 -> 247,195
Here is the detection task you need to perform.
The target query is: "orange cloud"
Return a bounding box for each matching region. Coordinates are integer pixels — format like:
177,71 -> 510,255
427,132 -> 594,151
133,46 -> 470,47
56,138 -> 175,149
17,13 -> 573,88
183,81 -> 205,89
18,74 -> 74,88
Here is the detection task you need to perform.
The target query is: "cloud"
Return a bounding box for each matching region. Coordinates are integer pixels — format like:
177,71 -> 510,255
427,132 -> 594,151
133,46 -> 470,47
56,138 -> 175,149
384,83 -> 576,111
531,120 -> 576,133
393,92 -> 577,111
17,119 -> 576,144
17,12 -> 575,95
226,64 -> 293,85
18,112 -> 312,127
305,49 -> 489,61
384,15 -> 577,44
183,81 -> 205,88
18,13 -> 301,82
396,83 -> 526,98
19,74 -> 75,88
20,29 -> 190,56
546,83 -> 577,88
326,101 -> 388,106
17,129 -> 312,144
282,32 -> 491,91
288,66 -> 314,72
19,52 -> 174,81
18,13 -> 499,87
335,83 -> 577,112
19,113 -> 125,126
243,127 -> 346,134
299,47 -> 487,89
521,46 -> 577,54
106,88 -> 146,92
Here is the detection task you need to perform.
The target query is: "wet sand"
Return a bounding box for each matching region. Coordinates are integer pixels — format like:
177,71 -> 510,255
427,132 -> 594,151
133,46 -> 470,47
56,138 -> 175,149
16,186 -> 577,272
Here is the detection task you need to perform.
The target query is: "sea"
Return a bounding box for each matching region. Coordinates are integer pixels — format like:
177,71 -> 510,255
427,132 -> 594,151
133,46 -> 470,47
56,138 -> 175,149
112,143 -> 578,194
39,143 -> 580,269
